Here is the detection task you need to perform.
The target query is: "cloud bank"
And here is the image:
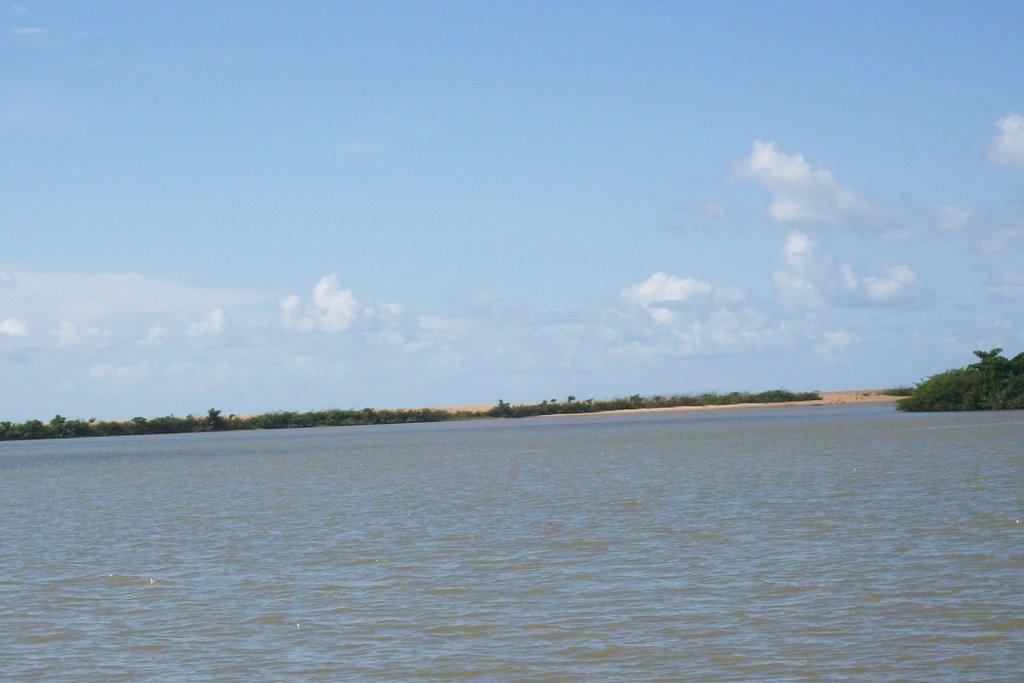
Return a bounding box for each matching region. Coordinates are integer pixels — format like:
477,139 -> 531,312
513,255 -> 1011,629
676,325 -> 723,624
2,118 -> 1023,421
772,232 -> 921,309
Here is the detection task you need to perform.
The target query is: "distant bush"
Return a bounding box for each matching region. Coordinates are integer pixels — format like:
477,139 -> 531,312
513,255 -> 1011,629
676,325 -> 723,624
897,349 -> 1024,412
486,390 -> 821,418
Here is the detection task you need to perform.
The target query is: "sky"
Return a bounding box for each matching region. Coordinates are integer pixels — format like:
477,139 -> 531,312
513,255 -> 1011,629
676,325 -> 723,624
2,1 -> 1024,421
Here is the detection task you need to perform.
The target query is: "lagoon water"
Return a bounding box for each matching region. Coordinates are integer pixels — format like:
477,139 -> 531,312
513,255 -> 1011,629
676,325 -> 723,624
2,404 -> 1023,681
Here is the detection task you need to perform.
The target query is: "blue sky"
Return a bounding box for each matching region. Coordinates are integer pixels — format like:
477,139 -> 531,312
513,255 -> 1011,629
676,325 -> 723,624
3,1 -> 1024,421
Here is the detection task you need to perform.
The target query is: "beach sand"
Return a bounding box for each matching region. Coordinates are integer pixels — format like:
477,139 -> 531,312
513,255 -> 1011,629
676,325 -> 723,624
426,390 -> 899,416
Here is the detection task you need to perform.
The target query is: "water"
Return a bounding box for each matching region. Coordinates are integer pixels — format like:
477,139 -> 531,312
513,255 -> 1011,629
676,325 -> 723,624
2,404 -> 1022,681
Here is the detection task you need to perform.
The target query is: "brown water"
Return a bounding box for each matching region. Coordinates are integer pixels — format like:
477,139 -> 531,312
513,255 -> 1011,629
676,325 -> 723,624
2,404 -> 1022,680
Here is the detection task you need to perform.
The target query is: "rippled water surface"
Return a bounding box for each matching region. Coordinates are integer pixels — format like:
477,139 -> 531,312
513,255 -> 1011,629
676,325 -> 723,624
2,404 -> 1023,680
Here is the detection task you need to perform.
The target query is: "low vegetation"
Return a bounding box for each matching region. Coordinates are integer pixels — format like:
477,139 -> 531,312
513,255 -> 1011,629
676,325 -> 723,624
896,349 -> 1024,411
0,389 -> 823,442
486,390 -> 821,418
0,407 -> 463,442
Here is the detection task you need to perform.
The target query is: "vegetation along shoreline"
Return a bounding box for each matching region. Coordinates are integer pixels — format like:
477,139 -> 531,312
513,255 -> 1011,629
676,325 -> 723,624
0,389 -> 840,442
5,348 -> 1021,443
895,349 -> 1024,411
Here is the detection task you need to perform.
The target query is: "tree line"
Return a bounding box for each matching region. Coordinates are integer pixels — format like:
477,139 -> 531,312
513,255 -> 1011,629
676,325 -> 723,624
0,389 -> 823,442
0,407 -> 461,441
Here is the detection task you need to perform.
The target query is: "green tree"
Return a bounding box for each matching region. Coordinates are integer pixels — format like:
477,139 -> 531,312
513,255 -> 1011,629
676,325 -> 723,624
898,349 -> 1024,411
49,415 -> 68,438
206,408 -> 225,431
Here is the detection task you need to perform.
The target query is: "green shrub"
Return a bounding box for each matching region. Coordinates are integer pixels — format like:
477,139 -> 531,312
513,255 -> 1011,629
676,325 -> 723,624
897,349 -> 1024,411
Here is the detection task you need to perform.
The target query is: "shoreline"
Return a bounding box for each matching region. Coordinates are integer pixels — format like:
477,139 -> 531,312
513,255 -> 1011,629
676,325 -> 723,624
1,390 -> 902,442
424,390 -> 900,416
558,390 -> 899,416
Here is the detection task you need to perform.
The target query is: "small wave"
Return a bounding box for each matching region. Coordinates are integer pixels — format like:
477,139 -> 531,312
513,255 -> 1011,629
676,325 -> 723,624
766,583 -> 817,595
434,665 -> 523,678
939,632 -> 1007,644
423,623 -> 498,637
103,573 -> 158,586
519,625 -> 578,641
16,631 -> 74,644
243,614 -> 299,626
991,618 -> 1024,631
581,645 -> 624,660
423,586 -> 468,595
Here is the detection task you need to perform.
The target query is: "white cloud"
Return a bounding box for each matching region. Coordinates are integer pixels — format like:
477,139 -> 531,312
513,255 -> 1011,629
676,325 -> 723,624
735,140 -> 871,225
0,259 -> 941,420
11,26 -> 44,35
621,305 -> 793,359
782,231 -> 815,270
0,317 -> 26,337
621,272 -> 744,324
188,308 -> 226,337
772,231 -> 921,308
622,272 -> 712,306
281,274 -> 360,333
617,272 -> 791,356
987,113 -> 1024,166
862,265 -> 919,302
312,274 -> 358,331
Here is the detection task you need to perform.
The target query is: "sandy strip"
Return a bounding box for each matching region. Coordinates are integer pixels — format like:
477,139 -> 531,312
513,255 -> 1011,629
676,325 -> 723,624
391,404 -> 497,414
423,390 -> 899,416
565,390 -> 900,416
431,404 -> 499,414
814,390 -> 901,405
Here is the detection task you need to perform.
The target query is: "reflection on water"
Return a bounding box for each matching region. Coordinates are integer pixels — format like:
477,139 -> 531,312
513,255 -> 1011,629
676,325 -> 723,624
2,404 -> 1023,680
